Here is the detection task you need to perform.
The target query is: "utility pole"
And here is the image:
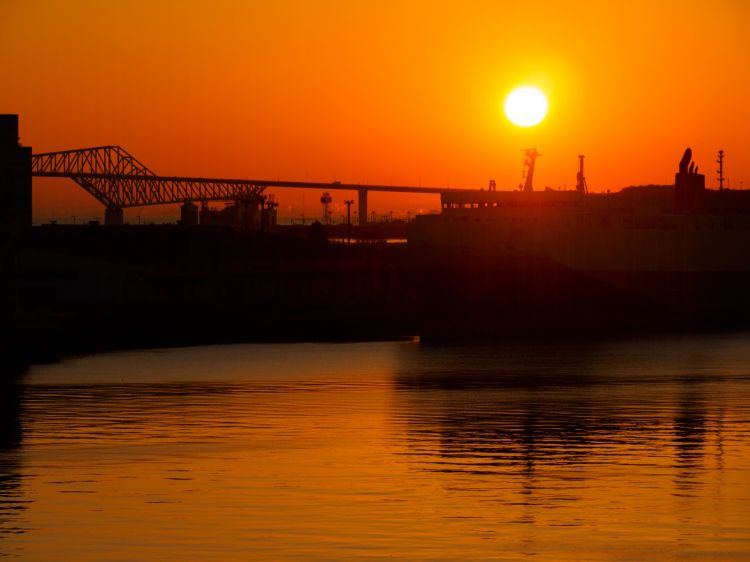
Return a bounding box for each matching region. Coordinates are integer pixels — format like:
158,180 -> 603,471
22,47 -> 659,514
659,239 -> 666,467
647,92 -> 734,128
344,199 -> 354,244
717,150 -> 725,190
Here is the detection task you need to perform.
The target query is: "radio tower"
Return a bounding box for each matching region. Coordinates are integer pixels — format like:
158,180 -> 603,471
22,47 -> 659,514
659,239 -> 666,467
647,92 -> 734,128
717,150 -> 725,190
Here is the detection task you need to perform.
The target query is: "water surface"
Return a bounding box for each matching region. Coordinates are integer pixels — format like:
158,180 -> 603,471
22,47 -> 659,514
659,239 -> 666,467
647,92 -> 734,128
2,336 -> 750,560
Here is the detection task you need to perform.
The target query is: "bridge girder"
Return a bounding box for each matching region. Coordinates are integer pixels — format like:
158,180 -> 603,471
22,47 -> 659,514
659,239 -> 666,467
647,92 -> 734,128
31,145 -> 478,227
31,146 -> 266,209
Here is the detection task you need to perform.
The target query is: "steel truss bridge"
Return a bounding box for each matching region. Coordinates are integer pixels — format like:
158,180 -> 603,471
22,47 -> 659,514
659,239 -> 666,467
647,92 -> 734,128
31,145 -> 469,225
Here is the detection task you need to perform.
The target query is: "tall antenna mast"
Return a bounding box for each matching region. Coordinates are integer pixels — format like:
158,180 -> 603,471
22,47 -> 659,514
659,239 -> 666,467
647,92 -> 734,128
717,150 -> 725,190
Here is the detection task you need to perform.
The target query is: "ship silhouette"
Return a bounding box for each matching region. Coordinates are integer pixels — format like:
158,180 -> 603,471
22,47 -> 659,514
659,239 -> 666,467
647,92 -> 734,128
408,149 -> 750,340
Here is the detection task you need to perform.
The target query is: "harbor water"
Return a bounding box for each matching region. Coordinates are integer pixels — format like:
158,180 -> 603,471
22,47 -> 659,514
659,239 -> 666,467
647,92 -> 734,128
2,336 -> 750,560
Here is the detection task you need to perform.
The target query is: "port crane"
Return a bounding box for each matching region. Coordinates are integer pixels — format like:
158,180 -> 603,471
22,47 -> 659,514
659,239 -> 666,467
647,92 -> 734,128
576,154 -> 588,194
521,149 -> 540,192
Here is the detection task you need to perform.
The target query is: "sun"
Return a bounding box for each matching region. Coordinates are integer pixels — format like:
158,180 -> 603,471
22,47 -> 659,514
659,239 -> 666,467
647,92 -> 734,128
504,86 -> 548,127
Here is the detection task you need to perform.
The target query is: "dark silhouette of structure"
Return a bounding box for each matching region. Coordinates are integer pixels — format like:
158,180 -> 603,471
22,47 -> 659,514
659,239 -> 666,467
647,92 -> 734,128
1,116 -> 32,359
320,191 -> 333,224
576,154 -> 588,194
522,148 -> 540,192
0,115 -> 31,231
674,147 -> 706,213
410,148 -> 750,340
31,145 -> 472,226
344,199 -> 354,243
32,146 -> 267,226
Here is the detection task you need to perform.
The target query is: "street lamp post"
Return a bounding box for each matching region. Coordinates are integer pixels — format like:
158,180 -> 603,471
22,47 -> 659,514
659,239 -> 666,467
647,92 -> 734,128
344,199 -> 354,244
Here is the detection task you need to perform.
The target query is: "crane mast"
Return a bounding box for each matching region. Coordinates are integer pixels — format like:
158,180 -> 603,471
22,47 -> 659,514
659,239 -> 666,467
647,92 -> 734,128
576,154 -> 588,194
522,148 -> 540,192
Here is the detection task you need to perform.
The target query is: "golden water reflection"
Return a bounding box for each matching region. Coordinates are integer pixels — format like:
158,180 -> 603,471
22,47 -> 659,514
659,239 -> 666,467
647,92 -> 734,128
1,337 -> 750,560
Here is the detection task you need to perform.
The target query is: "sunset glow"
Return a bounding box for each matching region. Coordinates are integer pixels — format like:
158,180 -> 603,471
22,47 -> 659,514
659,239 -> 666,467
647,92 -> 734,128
5,3 -> 750,560
2,1 -> 749,222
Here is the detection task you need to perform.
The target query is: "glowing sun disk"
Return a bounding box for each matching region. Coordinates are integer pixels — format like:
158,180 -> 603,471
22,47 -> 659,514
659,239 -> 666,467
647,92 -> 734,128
504,87 -> 548,127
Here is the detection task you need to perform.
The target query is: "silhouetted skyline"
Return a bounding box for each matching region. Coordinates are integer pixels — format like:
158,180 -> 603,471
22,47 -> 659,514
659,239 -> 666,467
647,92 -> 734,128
2,1 -> 748,223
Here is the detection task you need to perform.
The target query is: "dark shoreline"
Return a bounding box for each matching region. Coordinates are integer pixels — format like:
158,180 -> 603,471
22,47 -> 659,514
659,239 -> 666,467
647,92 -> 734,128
3,225 -> 420,364
6,222 -> 750,367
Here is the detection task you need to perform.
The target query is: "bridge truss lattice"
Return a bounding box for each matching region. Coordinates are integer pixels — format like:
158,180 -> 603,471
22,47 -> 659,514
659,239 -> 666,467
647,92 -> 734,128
31,146 -> 267,209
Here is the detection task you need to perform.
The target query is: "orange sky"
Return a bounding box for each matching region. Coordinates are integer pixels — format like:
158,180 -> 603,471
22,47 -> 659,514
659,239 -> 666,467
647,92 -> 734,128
2,0 -> 749,223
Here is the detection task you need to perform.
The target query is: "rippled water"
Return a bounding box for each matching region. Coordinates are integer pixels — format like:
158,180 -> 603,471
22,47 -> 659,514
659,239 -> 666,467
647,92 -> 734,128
2,336 -> 750,560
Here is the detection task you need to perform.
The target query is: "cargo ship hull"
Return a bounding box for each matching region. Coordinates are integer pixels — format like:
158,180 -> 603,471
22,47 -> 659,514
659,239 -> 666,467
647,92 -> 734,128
412,256 -> 750,341
409,185 -> 750,341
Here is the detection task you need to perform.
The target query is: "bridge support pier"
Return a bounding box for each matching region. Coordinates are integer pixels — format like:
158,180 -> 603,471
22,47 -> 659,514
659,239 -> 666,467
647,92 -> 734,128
358,188 -> 368,226
104,207 -> 124,226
